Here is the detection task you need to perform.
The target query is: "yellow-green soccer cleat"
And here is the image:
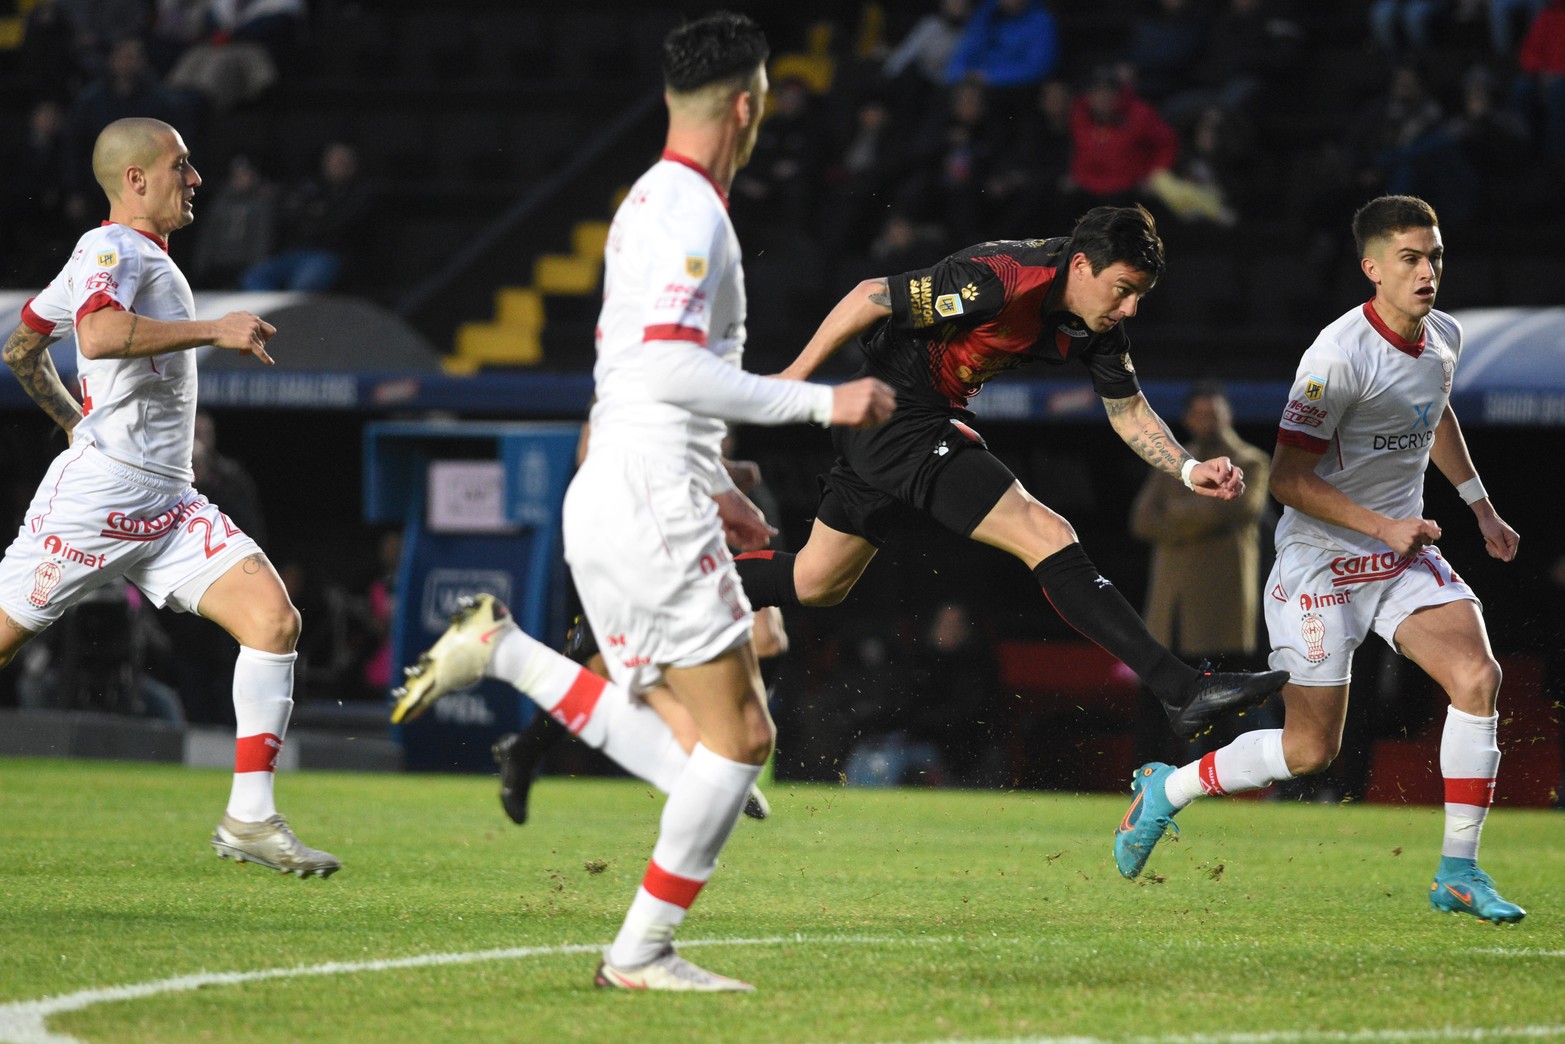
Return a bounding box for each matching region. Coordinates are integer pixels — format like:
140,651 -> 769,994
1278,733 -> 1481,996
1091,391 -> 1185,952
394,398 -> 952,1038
389,594 -> 515,725
594,947 -> 755,992
211,813 -> 341,878
1429,856 -> 1526,923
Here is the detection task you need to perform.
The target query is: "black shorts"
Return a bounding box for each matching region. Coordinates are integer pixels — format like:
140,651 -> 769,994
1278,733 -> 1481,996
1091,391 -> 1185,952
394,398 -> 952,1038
816,403 -> 1017,547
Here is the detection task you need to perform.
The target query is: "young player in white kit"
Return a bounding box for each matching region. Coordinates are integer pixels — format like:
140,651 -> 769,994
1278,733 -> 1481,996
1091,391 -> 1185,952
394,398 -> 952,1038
0,118 -> 339,878
1112,195 -> 1525,922
389,13 -> 894,989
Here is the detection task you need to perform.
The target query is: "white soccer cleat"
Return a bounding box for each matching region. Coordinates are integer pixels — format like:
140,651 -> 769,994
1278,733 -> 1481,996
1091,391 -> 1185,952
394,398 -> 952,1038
389,594 -> 515,725
742,784 -> 770,820
594,947 -> 755,992
211,813 -> 341,878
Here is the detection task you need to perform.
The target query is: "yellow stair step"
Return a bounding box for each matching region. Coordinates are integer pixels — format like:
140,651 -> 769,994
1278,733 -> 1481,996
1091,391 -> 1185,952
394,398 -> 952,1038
572,221 -> 611,260
453,321 -> 542,368
533,254 -> 600,294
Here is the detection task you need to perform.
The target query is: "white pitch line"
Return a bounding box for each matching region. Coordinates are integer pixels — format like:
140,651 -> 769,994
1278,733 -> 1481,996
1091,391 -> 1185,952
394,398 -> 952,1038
896,1028 -> 1565,1044
0,934 -> 946,1044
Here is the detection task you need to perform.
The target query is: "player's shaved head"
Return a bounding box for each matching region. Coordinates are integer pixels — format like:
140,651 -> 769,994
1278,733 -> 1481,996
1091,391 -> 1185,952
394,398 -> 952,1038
92,118 -> 176,199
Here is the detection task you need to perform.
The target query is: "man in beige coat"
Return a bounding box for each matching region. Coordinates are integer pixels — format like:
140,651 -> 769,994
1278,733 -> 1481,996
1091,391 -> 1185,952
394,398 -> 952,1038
1130,381 -> 1273,762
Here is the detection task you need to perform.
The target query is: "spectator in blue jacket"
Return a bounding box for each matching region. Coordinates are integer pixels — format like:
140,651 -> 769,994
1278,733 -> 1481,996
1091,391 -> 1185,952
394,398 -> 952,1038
945,0 -> 1058,90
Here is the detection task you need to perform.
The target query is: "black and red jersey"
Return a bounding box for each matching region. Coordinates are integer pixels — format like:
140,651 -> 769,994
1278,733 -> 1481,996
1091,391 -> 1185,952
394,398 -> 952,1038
868,237 -> 1141,411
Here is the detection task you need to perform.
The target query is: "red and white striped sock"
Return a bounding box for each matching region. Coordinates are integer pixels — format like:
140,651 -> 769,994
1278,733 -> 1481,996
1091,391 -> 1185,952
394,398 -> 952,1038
488,627 -> 686,792
1440,706 -> 1500,861
607,744 -> 761,968
226,647 -> 295,822
1164,729 -> 1291,808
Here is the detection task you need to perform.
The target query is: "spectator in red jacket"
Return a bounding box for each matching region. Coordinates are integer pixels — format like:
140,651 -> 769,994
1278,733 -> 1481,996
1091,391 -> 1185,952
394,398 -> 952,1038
1518,0 -> 1565,160
1066,68 -> 1179,205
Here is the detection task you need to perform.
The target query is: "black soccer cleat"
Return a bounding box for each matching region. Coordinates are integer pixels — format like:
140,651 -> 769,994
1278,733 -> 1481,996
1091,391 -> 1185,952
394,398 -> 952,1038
1164,668 -> 1288,739
493,713 -> 569,825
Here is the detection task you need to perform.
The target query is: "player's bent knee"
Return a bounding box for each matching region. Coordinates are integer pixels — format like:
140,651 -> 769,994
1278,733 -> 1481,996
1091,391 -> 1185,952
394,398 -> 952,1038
1289,742 -> 1338,777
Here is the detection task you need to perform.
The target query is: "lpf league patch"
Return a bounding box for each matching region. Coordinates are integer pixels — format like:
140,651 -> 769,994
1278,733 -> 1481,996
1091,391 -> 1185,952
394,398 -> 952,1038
685,255 -> 707,279
1119,352 -> 1135,374
96,250 -> 118,267
1304,374 -> 1327,401
934,294 -> 964,318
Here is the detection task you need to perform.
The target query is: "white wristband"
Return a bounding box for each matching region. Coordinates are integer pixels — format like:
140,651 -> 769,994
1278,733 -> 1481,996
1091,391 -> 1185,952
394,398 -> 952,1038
1179,457 -> 1199,490
1456,476 -> 1488,505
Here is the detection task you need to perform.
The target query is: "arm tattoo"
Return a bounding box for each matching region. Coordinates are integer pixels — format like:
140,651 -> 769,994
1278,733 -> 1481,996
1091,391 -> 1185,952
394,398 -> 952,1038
1105,395 -> 1184,474
3,325 -> 80,432
121,314 -> 139,356
867,280 -> 891,309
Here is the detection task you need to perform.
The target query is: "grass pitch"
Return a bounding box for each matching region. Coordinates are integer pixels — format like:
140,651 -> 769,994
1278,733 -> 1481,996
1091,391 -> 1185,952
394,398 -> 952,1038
1,756 -> 1562,1044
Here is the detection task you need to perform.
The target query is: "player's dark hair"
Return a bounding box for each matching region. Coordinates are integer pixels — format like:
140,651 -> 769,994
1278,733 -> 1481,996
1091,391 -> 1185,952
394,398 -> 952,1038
1068,204 -> 1166,280
1352,195 -> 1438,258
663,12 -> 769,95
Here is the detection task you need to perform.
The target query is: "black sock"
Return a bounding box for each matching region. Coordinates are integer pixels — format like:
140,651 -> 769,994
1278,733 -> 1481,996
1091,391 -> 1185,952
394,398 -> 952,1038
1031,544 -> 1197,703
734,550 -> 799,608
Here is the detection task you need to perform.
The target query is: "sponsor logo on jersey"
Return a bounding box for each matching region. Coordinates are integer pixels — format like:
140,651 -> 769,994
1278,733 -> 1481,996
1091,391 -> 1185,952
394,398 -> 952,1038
960,282 -> 979,301
1298,591 -> 1350,611
1372,430 -> 1434,451
1119,352 -> 1135,373
684,254 -> 707,279
1304,374 -> 1327,401
41,534 -> 108,568
84,271 -> 119,293
101,497 -> 208,542
1328,550 -> 1417,586
96,251 -> 118,267
1282,400 -> 1327,427
935,293 -> 964,318
29,560 -> 63,608
622,655 -> 652,668
1440,356 -> 1454,392
1300,610 -> 1329,663
908,276 -> 934,327
1055,323 -> 1088,338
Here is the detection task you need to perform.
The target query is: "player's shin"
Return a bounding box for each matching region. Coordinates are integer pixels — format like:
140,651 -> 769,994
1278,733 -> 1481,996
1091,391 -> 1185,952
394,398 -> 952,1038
607,743 -> 760,968
227,646 -> 296,821
1439,706 -> 1500,860
490,627 -> 687,791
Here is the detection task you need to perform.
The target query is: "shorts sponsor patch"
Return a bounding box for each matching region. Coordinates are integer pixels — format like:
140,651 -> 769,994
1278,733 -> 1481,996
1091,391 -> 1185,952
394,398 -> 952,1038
1304,374 -> 1327,401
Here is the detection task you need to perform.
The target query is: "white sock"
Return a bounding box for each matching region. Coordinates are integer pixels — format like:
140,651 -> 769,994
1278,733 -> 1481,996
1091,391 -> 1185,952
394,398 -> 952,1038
489,626 -> 687,792
227,646 -> 296,822
1164,729 -> 1292,808
1440,706 -> 1500,861
607,744 -> 760,968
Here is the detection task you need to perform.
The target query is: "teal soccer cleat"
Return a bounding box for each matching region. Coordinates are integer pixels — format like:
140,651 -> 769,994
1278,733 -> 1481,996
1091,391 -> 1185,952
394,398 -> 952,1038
1114,762 -> 1181,879
1429,857 -> 1526,923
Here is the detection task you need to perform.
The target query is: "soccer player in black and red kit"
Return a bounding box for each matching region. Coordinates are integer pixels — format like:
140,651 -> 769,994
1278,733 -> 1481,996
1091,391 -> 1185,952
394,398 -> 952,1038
737,204 -> 1287,736
490,205 -> 1288,818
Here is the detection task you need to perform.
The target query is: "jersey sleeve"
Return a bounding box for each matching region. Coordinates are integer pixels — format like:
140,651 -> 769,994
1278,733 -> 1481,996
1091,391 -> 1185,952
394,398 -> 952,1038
71,229 -> 141,326
1277,338 -> 1359,453
1081,325 -> 1141,398
886,256 -> 1004,336
636,194 -> 727,349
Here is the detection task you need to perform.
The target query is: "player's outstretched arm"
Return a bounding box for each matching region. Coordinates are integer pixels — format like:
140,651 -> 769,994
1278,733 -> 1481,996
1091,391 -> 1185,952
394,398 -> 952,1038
1101,392 -> 1245,500
778,278 -> 892,381
1271,441 -> 1441,556
1429,404 -> 1518,562
2,323 -> 81,435
77,309 -> 275,365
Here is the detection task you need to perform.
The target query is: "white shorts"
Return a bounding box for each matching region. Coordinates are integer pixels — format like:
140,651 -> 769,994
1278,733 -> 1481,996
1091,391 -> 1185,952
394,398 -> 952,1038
562,447 -> 752,696
0,444 -> 261,631
1264,541 -> 1478,686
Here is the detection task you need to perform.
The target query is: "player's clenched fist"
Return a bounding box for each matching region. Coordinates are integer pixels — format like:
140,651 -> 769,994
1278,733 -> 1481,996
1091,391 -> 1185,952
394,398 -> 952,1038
830,377 -> 895,429
211,311 -> 276,365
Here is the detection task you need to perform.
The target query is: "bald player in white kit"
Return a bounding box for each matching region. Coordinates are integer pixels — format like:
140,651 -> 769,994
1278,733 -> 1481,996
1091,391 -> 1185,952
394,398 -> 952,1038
389,12 -> 893,989
0,117 -> 339,878
1112,195 -> 1526,923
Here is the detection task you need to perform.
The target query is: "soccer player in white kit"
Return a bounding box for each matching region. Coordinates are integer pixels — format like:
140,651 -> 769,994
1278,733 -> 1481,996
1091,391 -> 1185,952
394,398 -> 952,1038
1112,195 -> 1525,922
388,13 -> 894,989
0,117 -> 340,878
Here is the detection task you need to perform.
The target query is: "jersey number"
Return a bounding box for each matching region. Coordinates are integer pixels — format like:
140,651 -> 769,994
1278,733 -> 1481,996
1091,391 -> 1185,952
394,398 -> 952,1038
187,513 -> 243,559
